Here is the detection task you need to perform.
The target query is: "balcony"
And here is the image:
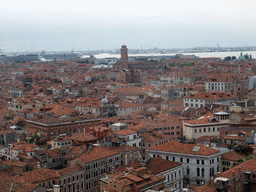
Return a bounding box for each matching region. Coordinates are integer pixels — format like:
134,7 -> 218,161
214,177 -> 229,191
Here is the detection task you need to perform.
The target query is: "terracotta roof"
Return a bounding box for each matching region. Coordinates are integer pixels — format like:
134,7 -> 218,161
221,151 -> 246,161
145,156 -> 182,175
58,164 -> 83,176
150,140 -> 220,156
115,129 -> 136,136
8,168 -> 60,184
191,184 -> 216,192
219,159 -> 256,179
76,147 -> 119,164
222,135 -> 246,141
184,92 -> 236,100
69,132 -> 97,143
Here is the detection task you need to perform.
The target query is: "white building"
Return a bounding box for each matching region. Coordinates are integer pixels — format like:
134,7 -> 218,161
183,112 -> 230,140
148,140 -> 221,187
115,129 -> 142,148
183,92 -> 237,108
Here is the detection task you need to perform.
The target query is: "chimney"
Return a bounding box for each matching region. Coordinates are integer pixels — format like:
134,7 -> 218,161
208,179 -> 213,186
244,99 -> 248,109
80,148 -> 83,155
53,185 -> 60,192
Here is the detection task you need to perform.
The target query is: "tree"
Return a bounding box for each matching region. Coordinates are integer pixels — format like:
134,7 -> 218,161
169,62 -> 176,67
33,134 -> 39,140
224,56 -> 231,61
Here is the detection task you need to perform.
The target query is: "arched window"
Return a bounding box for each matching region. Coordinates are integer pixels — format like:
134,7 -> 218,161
202,168 -> 205,177
197,168 -> 200,176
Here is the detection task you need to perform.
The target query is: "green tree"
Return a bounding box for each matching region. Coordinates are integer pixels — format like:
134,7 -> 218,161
224,56 -> 231,61
169,62 -> 176,67
33,134 -> 39,140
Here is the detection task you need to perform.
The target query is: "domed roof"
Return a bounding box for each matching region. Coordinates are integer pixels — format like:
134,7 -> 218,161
237,52 -> 245,61
238,55 -> 245,61
101,98 -> 108,103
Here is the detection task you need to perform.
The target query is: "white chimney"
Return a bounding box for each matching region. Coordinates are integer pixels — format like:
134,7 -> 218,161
53,185 -> 60,192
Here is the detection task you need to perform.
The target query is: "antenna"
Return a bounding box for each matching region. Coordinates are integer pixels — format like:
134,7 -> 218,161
9,182 -> 13,192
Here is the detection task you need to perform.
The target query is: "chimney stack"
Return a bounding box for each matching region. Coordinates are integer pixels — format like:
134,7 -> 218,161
53,185 -> 60,192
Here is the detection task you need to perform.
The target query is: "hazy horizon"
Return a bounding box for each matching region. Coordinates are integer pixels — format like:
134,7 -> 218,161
1,0 -> 256,52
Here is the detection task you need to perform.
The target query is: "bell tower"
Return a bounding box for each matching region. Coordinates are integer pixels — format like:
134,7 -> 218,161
120,45 -> 128,69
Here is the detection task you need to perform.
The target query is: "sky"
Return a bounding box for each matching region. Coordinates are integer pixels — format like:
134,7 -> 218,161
1,0 -> 256,52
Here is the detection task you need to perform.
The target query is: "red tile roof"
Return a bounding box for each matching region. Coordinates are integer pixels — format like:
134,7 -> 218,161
219,159 -> 256,179
150,140 -> 220,156
221,151 -> 246,161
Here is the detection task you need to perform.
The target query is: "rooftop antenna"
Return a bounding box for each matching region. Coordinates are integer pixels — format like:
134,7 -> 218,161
9,182 -> 13,192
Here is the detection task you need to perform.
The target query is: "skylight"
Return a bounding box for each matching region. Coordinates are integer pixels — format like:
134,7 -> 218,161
192,146 -> 201,152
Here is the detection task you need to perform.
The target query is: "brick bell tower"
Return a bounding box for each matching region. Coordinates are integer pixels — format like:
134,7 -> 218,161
120,45 -> 128,69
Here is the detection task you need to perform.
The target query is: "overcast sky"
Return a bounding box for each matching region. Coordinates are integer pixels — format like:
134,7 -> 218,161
1,0 -> 256,52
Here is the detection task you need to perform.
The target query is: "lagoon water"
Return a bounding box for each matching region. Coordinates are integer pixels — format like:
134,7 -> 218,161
92,51 -> 256,59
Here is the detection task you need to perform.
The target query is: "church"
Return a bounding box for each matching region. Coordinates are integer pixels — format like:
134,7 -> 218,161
113,45 -> 162,71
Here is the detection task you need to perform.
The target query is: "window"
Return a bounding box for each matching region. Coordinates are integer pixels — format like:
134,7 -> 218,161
197,159 -> 199,164
199,129 -> 201,133
202,160 -> 204,165
213,127 -> 215,132
166,156 -> 169,160
187,168 -> 190,175
204,128 -> 206,132
173,157 -> 175,161
197,168 -> 200,176
187,158 -> 189,163
208,128 -> 211,132
195,129 -> 197,133
202,168 -> 205,177
180,158 -> 183,162
86,182 -> 91,190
